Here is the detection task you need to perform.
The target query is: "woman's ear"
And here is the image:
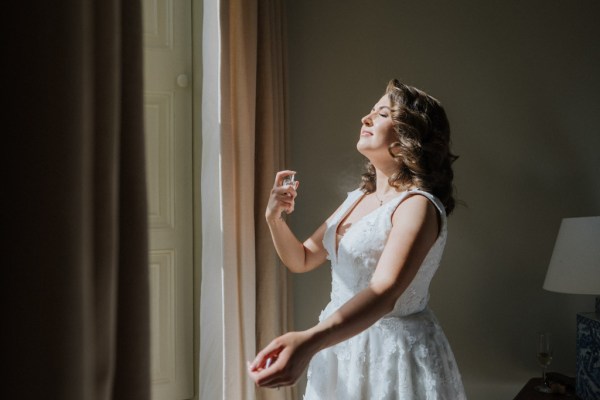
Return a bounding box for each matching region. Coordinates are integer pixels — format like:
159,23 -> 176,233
388,142 -> 402,159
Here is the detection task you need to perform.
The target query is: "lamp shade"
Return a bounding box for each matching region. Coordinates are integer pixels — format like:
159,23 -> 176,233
543,216 -> 600,295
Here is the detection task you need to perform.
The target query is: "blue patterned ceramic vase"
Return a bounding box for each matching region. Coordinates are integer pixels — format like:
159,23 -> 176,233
576,312 -> 600,400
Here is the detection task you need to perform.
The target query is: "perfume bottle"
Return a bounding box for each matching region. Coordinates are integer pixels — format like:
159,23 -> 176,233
282,174 -> 296,188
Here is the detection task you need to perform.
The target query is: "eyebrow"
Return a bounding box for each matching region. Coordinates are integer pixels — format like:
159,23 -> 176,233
372,106 -> 392,112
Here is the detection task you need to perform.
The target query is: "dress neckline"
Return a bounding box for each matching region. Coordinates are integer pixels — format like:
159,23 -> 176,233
331,188 -> 445,262
333,189 -> 411,260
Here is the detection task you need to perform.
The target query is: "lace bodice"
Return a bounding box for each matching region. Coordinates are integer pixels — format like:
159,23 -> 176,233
322,188 -> 447,319
304,188 -> 466,399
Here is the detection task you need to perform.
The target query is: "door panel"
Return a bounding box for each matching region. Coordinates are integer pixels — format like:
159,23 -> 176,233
143,0 -> 194,399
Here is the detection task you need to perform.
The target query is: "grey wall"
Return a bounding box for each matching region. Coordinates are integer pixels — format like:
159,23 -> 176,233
284,0 -> 600,398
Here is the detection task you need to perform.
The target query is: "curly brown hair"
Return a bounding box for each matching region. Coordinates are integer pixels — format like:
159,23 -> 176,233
360,79 -> 458,215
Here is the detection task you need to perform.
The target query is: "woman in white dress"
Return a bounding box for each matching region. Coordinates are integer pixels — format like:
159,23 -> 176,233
248,79 -> 466,399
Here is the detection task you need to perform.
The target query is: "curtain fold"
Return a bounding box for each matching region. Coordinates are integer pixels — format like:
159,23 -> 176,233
6,1 -> 149,399
200,0 -> 292,399
220,0 -> 259,398
255,0 -> 295,399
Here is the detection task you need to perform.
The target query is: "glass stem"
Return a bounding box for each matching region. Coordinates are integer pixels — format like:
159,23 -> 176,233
541,367 -> 546,385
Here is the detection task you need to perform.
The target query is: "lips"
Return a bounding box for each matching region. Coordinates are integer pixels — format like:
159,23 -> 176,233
361,130 -> 373,136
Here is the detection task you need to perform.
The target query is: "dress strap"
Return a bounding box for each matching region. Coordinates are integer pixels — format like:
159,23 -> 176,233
387,189 -> 447,231
330,188 -> 364,224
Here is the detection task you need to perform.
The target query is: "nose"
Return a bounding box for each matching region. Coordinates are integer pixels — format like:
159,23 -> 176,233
361,112 -> 373,126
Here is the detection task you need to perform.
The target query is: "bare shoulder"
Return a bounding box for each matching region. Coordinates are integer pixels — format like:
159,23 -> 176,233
391,193 -> 439,236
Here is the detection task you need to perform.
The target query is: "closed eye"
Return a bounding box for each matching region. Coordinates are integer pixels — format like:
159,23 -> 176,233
376,106 -> 391,117
369,105 -> 391,118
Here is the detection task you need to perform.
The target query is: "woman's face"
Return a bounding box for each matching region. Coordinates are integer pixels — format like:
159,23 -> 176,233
356,95 -> 397,158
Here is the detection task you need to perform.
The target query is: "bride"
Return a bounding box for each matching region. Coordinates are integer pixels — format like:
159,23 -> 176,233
248,79 -> 466,399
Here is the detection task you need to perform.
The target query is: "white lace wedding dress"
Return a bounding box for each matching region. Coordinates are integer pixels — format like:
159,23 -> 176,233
303,188 -> 466,400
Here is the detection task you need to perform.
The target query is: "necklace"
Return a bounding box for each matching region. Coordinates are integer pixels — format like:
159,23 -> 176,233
373,191 -> 393,206
373,186 -> 416,206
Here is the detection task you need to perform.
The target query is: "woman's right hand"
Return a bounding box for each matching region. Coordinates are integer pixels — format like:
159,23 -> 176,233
265,170 -> 299,221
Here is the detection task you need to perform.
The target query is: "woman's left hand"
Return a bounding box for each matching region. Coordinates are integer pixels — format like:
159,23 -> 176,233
248,331 -> 317,388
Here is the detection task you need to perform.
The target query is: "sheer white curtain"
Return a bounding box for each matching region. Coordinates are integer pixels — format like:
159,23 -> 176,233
199,0 -> 293,399
199,0 -> 257,398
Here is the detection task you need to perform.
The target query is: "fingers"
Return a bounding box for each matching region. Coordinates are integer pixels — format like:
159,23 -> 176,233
250,349 -> 293,388
271,190 -> 295,214
270,183 -> 298,214
249,340 -> 282,372
273,184 -> 298,200
266,171 -> 300,216
247,334 -> 307,389
248,339 -> 289,387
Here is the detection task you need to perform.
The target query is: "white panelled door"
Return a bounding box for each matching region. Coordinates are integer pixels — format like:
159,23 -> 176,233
142,0 -> 194,399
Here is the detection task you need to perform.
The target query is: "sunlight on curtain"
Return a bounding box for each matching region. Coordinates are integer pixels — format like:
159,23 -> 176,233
201,0 -> 258,399
199,0 -> 292,399
199,0 -> 226,398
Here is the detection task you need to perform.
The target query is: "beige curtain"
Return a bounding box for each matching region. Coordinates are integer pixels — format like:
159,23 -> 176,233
254,1 -> 295,399
6,1 -> 149,399
199,0 -> 293,399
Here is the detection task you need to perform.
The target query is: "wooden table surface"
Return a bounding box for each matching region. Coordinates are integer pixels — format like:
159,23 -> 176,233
513,378 -> 580,400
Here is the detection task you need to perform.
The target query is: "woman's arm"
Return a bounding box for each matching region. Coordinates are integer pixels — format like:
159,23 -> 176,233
249,194 -> 439,387
305,195 -> 439,347
265,170 -> 337,273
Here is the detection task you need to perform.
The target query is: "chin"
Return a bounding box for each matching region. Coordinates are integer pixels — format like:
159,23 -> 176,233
357,138 -> 378,154
356,141 -> 368,156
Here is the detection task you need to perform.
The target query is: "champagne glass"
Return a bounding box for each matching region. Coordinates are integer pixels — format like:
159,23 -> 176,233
534,332 -> 553,393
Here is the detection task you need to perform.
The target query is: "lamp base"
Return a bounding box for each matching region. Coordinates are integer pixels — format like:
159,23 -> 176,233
576,312 -> 600,400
